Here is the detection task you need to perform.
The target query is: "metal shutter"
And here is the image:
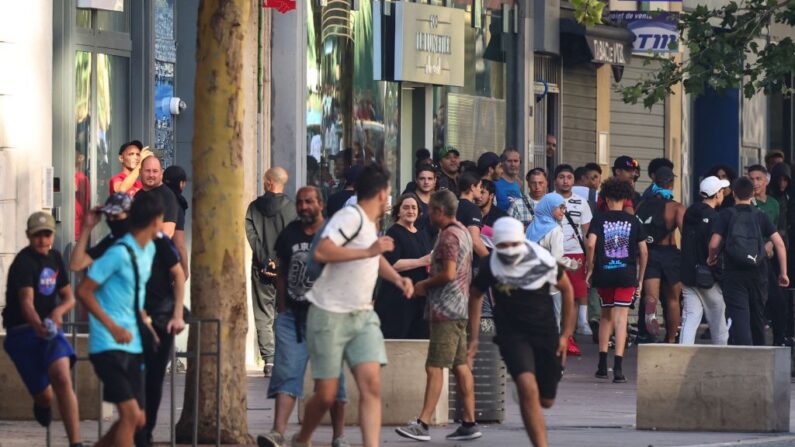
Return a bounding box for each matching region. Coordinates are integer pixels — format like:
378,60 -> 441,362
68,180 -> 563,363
611,59 -> 666,192
561,63 -> 598,169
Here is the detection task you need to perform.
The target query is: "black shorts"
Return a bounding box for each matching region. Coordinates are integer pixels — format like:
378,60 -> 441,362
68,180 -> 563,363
494,334 -> 561,400
89,351 -> 145,407
645,246 -> 682,285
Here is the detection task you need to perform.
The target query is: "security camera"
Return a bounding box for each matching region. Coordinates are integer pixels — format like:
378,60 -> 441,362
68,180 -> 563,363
169,97 -> 187,115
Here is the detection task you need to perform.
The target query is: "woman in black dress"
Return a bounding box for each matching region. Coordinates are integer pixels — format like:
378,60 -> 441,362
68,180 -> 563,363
376,193 -> 433,339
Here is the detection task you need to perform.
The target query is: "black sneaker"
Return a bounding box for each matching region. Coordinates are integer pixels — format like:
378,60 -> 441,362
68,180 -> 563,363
33,404 -> 51,427
613,370 -> 627,383
446,424 -> 482,441
595,367 -> 608,379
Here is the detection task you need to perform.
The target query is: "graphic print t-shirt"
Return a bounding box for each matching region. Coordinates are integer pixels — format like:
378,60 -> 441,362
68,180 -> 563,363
428,222 -> 473,322
2,247 -> 69,329
588,211 -> 644,288
561,193 -> 592,255
275,220 -> 315,304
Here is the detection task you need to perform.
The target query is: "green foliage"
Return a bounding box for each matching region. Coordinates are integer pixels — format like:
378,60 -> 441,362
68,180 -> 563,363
616,0 -> 795,107
572,0 -> 606,26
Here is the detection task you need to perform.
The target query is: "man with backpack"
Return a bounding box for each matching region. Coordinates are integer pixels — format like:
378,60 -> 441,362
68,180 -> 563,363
709,177 -> 790,346
296,165 -> 413,447
635,166 -> 685,343
257,186 -> 350,447
679,177 -> 730,345
554,164 -> 593,352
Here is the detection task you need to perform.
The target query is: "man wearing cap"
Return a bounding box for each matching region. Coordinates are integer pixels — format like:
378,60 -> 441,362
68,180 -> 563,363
164,165 -> 190,279
642,158 -> 675,200
496,147 -> 523,211
635,166 -> 686,343
2,212 -> 84,447
470,217 -> 575,446
611,156 -> 643,209
109,140 -> 153,196
554,164 -> 593,353
437,146 -> 461,197
678,177 -> 730,345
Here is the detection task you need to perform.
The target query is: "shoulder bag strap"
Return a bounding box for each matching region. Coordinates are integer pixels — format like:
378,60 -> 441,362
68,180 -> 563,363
564,211 -> 587,253
119,243 -> 140,312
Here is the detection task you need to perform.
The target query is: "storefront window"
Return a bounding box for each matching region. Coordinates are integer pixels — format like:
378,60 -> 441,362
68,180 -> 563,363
75,51 -> 92,241
437,2 -> 507,162
306,0 -> 400,203
76,2 -> 129,33
154,0 -> 177,165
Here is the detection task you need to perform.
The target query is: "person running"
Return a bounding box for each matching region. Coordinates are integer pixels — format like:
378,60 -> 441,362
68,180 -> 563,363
3,212 -> 84,447
297,164 -> 413,447
526,193 -> 579,334
679,176 -> 730,345
375,193 -> 433,339
470,217 -> 575,446
586,178 -> 648,383
496,147 -> 523,211
109,140 -> 152,196
245,167 -> 297,376
553,164 -> 593,352
395,189 -> 482,442
708,177 -> 789,345
635,166 -> 685,343
258,186 -> 350,447
508,168 -> 548,228
77,192 -> 164,447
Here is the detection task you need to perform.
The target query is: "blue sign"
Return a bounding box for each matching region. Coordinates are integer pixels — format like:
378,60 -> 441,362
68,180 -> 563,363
609,12 -> 679,53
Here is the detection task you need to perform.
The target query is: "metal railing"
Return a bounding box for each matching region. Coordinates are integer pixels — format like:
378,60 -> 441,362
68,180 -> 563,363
45,318 -> 222,447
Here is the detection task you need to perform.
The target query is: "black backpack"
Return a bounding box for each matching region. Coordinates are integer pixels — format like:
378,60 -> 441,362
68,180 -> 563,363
723,207 -> 766,269
635,197 -> 670,245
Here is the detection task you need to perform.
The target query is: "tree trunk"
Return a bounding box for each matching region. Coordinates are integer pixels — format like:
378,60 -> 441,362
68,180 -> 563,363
175,0 -> 254,443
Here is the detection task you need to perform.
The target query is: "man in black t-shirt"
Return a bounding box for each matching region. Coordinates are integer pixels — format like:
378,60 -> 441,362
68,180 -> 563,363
708,177 -> 789,346
470,217 -> 575,447
457,171 -> 489,260
138,156 -> 180,238
257,186 -> 349,447
478,179 -> 508,228
3,212 -> 84,447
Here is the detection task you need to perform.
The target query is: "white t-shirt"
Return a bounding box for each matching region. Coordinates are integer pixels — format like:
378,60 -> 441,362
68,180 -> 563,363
305,205 -> 379,312
560,192 -> 592,255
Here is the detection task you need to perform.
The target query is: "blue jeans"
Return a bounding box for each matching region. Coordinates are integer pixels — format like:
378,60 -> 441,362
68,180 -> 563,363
267,309 -> 347,401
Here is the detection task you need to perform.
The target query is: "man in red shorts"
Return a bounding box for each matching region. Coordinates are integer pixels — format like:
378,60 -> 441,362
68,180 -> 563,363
586,178 -> 648,383
554,164 -> 593,355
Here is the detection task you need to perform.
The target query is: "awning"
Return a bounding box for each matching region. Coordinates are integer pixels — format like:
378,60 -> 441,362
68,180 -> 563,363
560,18 -> 635,82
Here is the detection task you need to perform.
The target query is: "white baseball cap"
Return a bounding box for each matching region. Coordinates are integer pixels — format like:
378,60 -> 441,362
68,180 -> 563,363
700,176 -> 730,197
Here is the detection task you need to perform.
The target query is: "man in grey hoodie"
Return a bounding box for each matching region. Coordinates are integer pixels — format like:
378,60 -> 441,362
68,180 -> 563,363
246,167 -> 297,376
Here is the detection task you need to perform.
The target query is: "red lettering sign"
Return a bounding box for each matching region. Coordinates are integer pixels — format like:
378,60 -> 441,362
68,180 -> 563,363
263,0 -> 296,13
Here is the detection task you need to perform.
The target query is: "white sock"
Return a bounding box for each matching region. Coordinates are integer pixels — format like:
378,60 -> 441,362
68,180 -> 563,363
578,305 -> 588,326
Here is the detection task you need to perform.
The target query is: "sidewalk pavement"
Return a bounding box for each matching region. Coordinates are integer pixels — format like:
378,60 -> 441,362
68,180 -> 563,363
3,335 -> 795,446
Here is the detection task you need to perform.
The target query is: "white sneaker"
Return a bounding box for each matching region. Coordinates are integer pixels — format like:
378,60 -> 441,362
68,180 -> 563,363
576,323 -> 593,336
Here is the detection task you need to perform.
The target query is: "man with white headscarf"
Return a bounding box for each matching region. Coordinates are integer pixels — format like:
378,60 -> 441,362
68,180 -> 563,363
469,217 -> 576,447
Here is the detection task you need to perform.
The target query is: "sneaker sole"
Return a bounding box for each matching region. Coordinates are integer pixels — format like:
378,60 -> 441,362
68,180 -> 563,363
395,428 -> 431,442
595,373 -> 609,379
256,435 -> 279,447
613,377 -> 628,383
447,432 -> 483,441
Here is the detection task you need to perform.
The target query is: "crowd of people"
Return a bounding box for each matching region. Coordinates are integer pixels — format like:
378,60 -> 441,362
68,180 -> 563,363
3,138 -> 794,447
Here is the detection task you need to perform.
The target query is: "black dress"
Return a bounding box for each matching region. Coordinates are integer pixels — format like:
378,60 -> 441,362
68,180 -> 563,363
375,223 -> 433,339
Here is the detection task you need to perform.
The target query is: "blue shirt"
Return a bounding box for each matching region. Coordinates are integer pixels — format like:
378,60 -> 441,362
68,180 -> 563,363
86,233 -> 156,355
495,178 -> 523,212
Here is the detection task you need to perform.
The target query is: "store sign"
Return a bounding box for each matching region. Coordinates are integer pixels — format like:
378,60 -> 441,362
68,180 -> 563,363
586,36 -> 629,65
610,12 -> 680,53
393,2 -> 465,86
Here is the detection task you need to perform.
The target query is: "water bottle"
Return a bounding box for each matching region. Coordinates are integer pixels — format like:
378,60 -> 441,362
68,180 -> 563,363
43,318 -> 58,340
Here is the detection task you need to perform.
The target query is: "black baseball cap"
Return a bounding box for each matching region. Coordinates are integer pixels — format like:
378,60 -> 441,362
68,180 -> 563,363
613,155 -> 640,172
118,140 -> 144,155
477,152 -> 500,175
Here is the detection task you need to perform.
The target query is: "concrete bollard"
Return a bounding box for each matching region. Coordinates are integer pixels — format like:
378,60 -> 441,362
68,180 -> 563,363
637,344 -> 790,432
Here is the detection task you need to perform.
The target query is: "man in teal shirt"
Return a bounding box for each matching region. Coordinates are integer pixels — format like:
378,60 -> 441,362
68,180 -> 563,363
78,192 -> 163,447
